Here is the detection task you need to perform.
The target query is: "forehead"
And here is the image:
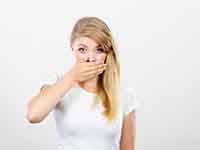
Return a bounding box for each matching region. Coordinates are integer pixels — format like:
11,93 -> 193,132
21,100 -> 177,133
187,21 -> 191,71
73,37 -> 100,48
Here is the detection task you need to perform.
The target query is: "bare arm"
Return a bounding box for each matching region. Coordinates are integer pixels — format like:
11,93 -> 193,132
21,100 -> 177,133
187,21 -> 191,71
120,110 -> 136,150
26,71 -> 76,124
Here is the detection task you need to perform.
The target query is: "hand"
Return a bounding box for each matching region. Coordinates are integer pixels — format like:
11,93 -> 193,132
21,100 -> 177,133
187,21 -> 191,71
68,59 -> 107,82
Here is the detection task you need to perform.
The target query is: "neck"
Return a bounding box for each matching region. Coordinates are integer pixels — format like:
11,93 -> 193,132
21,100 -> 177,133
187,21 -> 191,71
78,77 -> 99,93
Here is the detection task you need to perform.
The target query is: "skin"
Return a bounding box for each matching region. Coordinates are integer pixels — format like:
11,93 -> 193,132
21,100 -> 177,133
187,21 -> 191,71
120,110 -> 136,150
26,36 -> 136,150
71,37 -> 136,150
70,36 -> 107,93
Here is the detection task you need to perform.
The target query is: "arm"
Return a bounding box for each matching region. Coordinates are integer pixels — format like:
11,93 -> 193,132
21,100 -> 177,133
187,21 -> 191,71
120,110 -> 136,150
26,71 -> 76,124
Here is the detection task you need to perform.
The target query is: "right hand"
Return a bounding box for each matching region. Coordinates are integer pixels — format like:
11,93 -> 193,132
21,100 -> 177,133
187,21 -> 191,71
68,59 -> 107,82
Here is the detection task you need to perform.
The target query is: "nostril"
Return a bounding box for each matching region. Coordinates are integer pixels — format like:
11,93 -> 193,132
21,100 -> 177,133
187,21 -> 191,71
86,58 -> 95,62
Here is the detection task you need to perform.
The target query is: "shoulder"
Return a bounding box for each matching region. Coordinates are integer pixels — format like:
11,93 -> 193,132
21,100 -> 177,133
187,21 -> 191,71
40,72 -> 63,91
42,72 -> 75,111
119,81 -> 140,117
42,71 -> 63,86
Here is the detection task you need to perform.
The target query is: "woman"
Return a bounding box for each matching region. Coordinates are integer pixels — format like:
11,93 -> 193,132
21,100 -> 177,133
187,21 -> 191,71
26,16 -> 139,150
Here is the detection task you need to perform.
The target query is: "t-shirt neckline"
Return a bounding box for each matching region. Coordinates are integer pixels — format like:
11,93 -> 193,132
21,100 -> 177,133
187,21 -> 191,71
76,83 -> 96,96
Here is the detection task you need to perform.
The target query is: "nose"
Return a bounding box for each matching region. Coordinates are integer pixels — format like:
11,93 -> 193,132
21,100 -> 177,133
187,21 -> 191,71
86,57 -> 95,62
86,52 -> 96,62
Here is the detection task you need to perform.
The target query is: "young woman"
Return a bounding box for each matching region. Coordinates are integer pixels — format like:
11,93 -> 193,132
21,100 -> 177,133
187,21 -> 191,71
26,16 -> 139,150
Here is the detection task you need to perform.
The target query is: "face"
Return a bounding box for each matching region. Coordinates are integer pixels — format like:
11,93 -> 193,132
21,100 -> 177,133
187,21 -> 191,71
71,36 -> 107,63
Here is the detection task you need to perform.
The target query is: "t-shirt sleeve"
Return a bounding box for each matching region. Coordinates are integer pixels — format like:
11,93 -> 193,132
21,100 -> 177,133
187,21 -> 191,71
40,73 -> 61,91
122,87 -> 140,117
40,72 -> 67,111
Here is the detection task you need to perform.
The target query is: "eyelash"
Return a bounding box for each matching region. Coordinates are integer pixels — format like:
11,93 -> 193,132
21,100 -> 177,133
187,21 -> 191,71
96,48 -> 104,53
78,47 -> 85,52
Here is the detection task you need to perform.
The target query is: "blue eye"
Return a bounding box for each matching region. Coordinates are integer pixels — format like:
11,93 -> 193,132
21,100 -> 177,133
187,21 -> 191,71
96,48 -> 104,53
78,47 -> 86,53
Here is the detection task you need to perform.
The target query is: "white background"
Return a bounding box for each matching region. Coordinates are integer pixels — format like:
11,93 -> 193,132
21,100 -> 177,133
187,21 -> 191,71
0,0 -> 199,150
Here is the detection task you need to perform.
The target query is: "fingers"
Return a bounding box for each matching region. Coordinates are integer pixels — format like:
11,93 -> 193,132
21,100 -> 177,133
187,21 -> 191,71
79,61 -> 107,81
87,69 -> 105,79
88,61 -> 105,69
85,63 -> 107,73
79,59 -> 106,68
79,59 -> 85,63
85,65 -> 107,76
78,59 -> 107,73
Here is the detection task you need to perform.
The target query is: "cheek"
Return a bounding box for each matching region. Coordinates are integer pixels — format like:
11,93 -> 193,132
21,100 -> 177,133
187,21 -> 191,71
96,54 -> 107,61
76,53 -> 85,61
72,50 -> 84,61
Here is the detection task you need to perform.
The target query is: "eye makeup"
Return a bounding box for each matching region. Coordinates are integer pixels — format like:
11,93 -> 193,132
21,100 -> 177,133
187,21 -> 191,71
77,46 -> 105,54
78,47 -> 86,53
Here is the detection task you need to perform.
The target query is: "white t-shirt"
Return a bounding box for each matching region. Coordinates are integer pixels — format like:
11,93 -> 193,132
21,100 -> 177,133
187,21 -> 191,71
44,72 -> 140,150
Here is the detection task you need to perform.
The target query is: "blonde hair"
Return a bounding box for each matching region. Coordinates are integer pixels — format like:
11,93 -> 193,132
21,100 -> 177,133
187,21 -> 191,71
70,16 -> 121,124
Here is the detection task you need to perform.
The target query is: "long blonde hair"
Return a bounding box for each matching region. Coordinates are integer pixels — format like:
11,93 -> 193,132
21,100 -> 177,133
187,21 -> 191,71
70,16 -> 120,124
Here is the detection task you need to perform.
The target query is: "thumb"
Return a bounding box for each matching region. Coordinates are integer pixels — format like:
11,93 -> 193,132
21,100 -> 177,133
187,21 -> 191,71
79,58 -> 86,63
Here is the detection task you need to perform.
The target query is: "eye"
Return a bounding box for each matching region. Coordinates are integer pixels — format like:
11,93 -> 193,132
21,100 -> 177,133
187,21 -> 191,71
96,48 -> 105,53
78,47 -> 86,53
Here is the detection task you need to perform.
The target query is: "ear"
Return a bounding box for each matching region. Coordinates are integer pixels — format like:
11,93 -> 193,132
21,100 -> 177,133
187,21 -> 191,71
70,42 -> 73,51
71,45 -> 73,51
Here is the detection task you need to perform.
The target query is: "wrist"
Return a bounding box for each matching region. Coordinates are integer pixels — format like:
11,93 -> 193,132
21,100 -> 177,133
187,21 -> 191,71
64,70 -> 77,84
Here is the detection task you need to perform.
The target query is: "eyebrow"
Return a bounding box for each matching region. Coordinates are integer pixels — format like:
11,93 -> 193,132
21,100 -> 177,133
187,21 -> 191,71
78,43 -> 101,48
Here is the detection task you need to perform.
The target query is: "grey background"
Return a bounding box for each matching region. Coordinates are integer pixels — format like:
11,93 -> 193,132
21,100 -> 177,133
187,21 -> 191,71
0,0 -> 199,150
